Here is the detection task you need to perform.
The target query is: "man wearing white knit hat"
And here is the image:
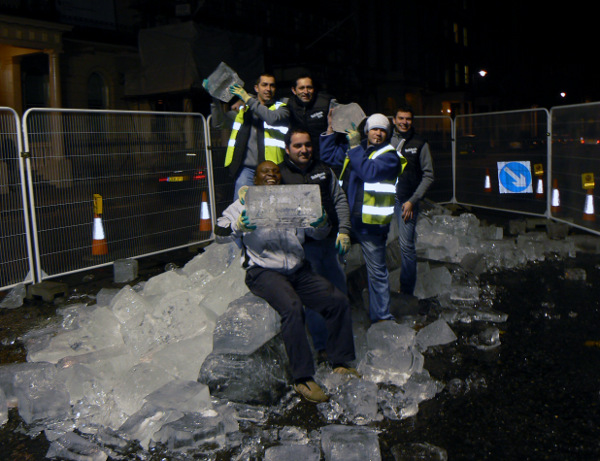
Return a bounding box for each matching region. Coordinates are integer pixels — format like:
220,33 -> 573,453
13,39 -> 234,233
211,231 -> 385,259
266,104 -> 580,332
320,112 -> 407,322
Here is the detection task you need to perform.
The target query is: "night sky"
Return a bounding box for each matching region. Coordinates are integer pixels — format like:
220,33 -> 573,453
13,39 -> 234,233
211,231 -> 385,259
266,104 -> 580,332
499,4 -> 597,108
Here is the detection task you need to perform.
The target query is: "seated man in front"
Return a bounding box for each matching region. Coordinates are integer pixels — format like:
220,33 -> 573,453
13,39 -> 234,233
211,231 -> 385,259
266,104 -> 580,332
214,160 -> 357,403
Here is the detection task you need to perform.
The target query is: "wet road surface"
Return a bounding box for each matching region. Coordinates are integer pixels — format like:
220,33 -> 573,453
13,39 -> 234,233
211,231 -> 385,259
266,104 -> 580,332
1,246 -> 600,460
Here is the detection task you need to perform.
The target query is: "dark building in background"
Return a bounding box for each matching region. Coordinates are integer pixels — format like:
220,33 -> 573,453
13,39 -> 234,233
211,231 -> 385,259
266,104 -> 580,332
1,0 -> 588,117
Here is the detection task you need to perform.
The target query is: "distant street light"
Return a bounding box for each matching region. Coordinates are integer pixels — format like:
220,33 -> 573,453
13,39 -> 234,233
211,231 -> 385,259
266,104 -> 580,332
560,92 -> 567,98
478,70 -> 488,78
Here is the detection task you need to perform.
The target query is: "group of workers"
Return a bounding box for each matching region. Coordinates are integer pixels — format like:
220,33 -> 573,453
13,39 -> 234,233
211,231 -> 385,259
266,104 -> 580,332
209,73 -> 434,403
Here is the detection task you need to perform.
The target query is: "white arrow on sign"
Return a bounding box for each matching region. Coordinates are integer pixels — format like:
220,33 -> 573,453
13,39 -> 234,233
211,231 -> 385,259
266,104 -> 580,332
504,167 -> 527,184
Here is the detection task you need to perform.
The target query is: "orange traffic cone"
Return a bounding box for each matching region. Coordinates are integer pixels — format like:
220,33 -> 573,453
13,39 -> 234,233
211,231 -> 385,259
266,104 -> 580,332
551,179 -> 560,213
484,168 -> 492,192
583,188 -> 595,221
535,176 -> 544,199
199,191 -> 212,232
92,213 -> 108,255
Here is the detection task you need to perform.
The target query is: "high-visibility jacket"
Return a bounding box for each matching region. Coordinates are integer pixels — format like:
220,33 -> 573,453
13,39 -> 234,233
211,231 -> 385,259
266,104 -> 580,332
340,144 -> 407,225
224,101 -> 288,168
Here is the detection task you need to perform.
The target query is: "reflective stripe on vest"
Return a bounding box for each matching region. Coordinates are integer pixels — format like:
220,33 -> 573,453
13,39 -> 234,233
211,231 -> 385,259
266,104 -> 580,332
362,145 -> 406,225
224,102 -> 288,167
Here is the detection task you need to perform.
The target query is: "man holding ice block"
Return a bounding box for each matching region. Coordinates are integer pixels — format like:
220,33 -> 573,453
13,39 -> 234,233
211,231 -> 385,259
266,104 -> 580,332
279,127 -> 351,363
214,161 -> 357,403
320,113 -> 407,322
217,73 -> 290,200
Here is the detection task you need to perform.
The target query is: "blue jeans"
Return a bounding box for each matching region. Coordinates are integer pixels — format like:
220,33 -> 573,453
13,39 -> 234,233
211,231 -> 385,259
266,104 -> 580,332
353,230 -> 394,322
303,237 -> 348,351
234,166 -> 256,200
395,200 -> 418,295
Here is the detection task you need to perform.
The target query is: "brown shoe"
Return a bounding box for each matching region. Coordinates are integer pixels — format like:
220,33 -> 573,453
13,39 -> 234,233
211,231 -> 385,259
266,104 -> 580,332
294,380 -> 329,403
332,366 -> 361,378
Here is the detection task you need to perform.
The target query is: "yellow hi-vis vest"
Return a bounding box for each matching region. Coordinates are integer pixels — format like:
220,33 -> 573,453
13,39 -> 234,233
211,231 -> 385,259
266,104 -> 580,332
339,144 -> 407,225
224,101 -> 288,167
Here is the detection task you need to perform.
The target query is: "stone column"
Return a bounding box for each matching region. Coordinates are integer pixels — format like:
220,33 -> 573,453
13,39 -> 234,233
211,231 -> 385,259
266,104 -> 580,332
46,49 -> 62,108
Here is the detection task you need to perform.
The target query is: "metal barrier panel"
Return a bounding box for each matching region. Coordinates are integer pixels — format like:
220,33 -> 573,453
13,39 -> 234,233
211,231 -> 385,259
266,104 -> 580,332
551,103 -> 600,235
207,115 -> 236,220
454,109 -> 550,216
0,107 -> 34,290
414,115 -> 453,203
23,109 -> 212,280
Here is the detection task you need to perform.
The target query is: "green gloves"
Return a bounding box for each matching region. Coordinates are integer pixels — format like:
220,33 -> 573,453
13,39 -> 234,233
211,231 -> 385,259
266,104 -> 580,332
229,84 -> 251,103
345,122 -> 361,148
236,209 -> 256,232
335,233 -> 351,255
310,208 -> 328,228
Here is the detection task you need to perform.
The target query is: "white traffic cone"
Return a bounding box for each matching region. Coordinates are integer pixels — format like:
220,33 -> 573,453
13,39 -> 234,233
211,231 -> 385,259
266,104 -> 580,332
583,188 -> 595,222
484,168 -> 492,193
535,177 -> 544,200
199,191 -> 212,232
92,214 -> 108,255
551,179 -> 560,213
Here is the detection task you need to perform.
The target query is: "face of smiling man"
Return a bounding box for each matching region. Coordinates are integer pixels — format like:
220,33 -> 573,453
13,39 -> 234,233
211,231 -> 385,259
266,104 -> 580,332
254,161 -> 282,186
393,110 -> 413,133
254,75 -> 276,105
285,131 -> 313,170
292,77 -> 315,104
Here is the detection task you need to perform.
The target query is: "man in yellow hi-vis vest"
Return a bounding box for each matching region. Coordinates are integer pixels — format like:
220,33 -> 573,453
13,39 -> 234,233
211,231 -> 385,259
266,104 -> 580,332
320,113 -> 406,322
220,74 -> 290,201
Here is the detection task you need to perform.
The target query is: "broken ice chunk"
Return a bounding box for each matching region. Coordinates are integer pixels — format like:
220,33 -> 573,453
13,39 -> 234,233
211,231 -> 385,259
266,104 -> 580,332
390,442 -> 448,461
0,388 -> 7,426
113,258 -> 138,283
415,319 -> 457,351
320,425 -> 381,461
119,402 -> 183,450
199,335 -> 290,406
264,444 -> 320,461
46,431 -> 108,461
144,379 -> 211,413
358,347 -> 424,387
332,379 -> 381,425
212,293 -> 281,355
366,321 -> 416,353
152,412 -> 227,451
16,383 -> 71,424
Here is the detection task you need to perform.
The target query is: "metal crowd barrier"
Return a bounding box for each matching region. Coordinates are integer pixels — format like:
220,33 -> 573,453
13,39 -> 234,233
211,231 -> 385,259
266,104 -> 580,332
454,108 -> 550,217
0,107 -> 35,290
22,108 -> 214,283
414,115 -> 453,203
550,102 -> 600,235
206,115 -> 236,220
2,103 -> 600,293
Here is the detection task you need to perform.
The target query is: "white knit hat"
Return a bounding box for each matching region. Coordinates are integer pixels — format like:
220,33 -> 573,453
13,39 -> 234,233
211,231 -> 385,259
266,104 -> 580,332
364,113 -> 390,134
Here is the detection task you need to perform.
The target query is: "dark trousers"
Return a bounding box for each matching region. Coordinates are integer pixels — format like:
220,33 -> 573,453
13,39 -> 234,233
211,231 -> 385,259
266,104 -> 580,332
245,263 -> 356,380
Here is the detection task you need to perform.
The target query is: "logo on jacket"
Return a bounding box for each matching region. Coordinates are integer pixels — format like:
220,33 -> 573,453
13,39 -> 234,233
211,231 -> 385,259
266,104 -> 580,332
405,147 -> 418,154
310,172 -> 327,181
310,111 -> 325,119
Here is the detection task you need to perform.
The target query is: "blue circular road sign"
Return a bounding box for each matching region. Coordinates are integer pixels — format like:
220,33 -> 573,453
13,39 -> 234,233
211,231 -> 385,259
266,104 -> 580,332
499,162 -> 532,193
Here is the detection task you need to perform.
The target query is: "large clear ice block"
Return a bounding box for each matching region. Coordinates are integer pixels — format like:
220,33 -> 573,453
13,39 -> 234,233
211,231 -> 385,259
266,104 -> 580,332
245,184 -> 322,228
331,103 -> 366,133
204,62 -> 244,103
